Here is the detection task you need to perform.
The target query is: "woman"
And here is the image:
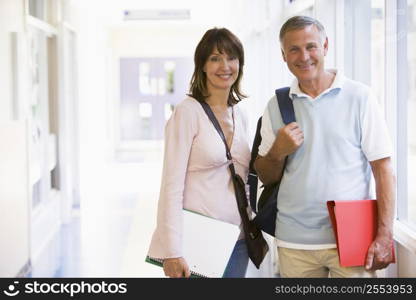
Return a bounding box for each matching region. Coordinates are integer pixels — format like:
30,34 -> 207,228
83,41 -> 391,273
147,28 -> 251,278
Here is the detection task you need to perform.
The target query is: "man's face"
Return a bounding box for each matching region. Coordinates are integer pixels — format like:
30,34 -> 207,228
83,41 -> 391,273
281,25 -> 328,84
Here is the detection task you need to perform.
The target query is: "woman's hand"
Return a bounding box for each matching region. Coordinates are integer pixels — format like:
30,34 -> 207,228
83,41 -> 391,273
163,257 -> 191,278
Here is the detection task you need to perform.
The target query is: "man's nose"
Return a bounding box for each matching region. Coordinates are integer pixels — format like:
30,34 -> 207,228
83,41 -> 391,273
299,49 -> 310,61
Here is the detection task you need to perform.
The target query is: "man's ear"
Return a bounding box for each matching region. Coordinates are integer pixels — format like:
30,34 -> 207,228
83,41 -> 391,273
281,48 -> 287,62
323,37 -> 329,56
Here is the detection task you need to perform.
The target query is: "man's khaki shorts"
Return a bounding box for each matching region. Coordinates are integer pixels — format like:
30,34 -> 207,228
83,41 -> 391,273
278,247 -> 377,278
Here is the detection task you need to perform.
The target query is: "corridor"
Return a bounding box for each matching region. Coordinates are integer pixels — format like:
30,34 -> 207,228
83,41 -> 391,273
29,147 -> 166,277
31,147 -> 275,277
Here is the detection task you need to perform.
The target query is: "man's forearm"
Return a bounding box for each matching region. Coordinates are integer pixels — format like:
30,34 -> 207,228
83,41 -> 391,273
365,157 -> 396,270
370,158 -> 396,237
254,149 -> 286,185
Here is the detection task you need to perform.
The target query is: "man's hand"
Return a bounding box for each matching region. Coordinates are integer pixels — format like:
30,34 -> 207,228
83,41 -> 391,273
274,122 -> 304,160
365,234 -> 394,271
255,122 -> 304,185
163,257 -> 191,278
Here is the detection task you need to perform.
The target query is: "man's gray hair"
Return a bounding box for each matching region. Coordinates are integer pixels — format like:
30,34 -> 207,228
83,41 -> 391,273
279,16 -> 326,44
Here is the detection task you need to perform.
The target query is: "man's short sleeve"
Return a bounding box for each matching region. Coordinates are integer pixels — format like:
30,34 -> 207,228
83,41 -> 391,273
258,104 -> 276,157
361,92 -> 393,161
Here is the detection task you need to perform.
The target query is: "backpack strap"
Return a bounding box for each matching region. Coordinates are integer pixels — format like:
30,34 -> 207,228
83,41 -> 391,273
276,87 -> 295,125
267,87 -> 294,134
248,87 -> 293,212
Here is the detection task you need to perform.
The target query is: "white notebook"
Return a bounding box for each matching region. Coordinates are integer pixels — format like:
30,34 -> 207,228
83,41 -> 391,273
146,209 -> 240,278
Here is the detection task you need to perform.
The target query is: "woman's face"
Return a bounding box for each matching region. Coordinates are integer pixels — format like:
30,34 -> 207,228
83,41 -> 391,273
203,47 -> 239,93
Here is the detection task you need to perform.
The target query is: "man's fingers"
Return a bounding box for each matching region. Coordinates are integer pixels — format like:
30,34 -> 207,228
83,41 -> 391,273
276,122 -> 304,157
370,242 -> 393,271
291,131 -> 304,144
293,131 -> 304,139
365,244 -> 375,270
286,122 -> 300,130
290,128 -> 303,135
287,124 -> 303,133
287,128 -> 303,139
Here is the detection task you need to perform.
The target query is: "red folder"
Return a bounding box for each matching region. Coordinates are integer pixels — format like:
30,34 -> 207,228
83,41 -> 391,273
327,199 -> 395,267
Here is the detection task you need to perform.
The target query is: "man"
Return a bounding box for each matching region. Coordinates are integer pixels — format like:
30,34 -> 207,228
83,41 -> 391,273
254,16 -> 395,278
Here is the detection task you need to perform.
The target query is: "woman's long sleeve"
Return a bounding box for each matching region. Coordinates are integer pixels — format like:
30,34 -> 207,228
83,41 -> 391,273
147,103 -> 197,258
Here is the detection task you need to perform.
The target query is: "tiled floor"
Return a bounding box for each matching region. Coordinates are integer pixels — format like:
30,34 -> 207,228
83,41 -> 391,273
32,149 -> 277,278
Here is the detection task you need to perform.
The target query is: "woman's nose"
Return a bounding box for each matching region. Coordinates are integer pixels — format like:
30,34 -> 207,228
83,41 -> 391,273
219,58 -> 230,69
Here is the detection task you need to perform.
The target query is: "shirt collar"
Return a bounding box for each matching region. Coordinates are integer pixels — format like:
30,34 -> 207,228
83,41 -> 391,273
289,69 -> 344,100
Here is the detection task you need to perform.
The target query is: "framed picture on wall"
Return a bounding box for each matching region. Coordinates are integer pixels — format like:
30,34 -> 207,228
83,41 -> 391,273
11,32 -> 29,121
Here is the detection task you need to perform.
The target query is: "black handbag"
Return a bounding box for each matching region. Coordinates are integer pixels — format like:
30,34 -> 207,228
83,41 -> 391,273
199,101 -> 269,269
248,87 -> 295,237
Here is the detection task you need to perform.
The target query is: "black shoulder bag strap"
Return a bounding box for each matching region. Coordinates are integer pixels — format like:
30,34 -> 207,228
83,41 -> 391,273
248,117 -> 262,213
199,101 -> 269,269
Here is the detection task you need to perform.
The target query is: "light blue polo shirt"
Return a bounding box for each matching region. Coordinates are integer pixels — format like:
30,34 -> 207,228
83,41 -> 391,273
258,70 -> 393,247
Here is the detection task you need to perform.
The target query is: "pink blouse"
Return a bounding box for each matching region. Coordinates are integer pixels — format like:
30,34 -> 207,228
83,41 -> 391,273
147,96 -> 251,259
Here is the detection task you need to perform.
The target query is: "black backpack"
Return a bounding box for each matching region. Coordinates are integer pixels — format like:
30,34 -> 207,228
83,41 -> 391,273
248,87 -> 295,236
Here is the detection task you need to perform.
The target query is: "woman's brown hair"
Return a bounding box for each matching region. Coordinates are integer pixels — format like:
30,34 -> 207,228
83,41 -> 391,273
189,28 -> 246,105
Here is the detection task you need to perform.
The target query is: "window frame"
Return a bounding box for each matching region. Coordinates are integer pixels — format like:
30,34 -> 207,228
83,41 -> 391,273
343,0 -> 416,254
393,0 -> 416,253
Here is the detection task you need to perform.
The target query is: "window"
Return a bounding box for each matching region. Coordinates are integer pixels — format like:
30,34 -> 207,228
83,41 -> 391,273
407,0 -> 416,227
164,103 -> 174,120
164,61 -> 176,94
371,0 -> 385,111
346,0 -> 415,234
28,0 -> 55,24
138,103 -> 152,140
28,0 -> 46,20
158,77 -> 166,96
139,62 -> 151,95
139,102 -> 152,118
27,26 -> 49,208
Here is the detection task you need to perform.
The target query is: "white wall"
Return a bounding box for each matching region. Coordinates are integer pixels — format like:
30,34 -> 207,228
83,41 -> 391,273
0,0 -> 30,277
314,0 -> 338,69
232,0 -> 289,141
71,4 -> 113,207
398,245 -> 416,277
110,25 -> 207,58
0,121 -> 30,277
